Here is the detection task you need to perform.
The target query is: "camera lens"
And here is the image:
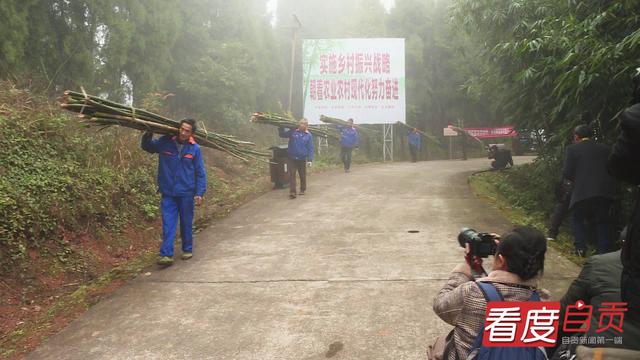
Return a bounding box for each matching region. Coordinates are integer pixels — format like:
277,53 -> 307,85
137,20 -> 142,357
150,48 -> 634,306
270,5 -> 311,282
458,228 -> 479,248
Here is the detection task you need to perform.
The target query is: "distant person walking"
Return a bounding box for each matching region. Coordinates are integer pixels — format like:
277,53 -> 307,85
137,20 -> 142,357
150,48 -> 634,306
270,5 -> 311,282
279,118 -> 314,199
336,118 -> 359,172
562,124 -> 618,256
141,118 -> 207,266
408,128 -> 421,162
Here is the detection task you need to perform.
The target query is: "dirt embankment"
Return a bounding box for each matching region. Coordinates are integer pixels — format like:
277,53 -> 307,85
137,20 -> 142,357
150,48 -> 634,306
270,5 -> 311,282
0,83 -> 275,359
0,162 -> 272,359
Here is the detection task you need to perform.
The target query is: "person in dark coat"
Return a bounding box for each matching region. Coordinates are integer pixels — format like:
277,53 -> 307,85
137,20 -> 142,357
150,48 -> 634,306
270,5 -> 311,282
608,90 -> 640,322
562,124 -> 618,256
550,248 -> 640,359
488,145 -> 513,169
546,179 -> 573,241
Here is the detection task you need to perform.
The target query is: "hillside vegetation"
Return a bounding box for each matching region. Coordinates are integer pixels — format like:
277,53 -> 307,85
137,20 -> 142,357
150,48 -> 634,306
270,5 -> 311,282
0,83 -> 272,358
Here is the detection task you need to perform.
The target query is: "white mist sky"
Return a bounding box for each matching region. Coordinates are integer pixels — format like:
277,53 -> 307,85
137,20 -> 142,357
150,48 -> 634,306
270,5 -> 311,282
266,0 -> 396,25
380,0 -> 395,11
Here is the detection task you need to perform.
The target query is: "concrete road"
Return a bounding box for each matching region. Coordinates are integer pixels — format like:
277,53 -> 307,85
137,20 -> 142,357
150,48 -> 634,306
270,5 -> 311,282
29,157 -> 579,360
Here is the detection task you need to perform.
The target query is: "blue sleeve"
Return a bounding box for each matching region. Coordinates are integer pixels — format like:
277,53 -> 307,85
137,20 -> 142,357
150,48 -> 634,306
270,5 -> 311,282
194,146 -> 207,197
141,131 -> 160,153
279,127 -> 292,138
307,134 -> 314,162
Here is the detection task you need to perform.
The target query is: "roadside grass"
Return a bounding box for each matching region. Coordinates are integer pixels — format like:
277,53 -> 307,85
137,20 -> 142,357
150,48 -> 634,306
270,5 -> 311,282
468,168 -> 587,266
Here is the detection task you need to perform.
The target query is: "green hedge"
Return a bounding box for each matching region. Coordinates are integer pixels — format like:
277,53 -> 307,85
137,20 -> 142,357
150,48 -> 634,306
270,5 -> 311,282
0,100 -> 159,270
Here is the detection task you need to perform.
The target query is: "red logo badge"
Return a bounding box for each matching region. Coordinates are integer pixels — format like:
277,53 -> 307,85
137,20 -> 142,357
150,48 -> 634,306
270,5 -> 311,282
484,301 -> 561,347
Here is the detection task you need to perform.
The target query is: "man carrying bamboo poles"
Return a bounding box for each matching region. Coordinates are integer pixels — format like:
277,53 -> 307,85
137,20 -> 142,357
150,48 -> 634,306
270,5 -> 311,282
408,128 -> 421,162
141,118 -> 207,266
279,118 -> 314,199
336,118 -> 359,172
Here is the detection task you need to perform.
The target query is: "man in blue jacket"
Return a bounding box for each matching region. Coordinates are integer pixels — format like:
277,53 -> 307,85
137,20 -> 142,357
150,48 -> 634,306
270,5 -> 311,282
141,118 -> 207,266
279,118 -> 314,199
337,118 -> 359,172
408,128 -> 421,162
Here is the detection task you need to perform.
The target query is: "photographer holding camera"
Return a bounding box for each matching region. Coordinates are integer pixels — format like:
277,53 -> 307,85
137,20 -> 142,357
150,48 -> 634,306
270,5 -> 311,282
427,226 -> 549,360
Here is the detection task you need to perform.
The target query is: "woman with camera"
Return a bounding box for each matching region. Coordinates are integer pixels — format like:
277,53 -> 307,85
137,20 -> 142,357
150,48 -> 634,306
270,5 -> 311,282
427,226 -> 550,360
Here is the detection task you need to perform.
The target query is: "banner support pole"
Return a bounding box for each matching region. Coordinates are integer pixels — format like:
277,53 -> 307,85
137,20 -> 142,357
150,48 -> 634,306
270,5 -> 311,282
383,123 -> 394,162
317,124 -> 329,156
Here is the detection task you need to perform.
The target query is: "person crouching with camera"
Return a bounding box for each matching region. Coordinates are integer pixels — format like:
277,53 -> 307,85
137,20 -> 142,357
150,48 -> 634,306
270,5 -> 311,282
427,226 -> 550,360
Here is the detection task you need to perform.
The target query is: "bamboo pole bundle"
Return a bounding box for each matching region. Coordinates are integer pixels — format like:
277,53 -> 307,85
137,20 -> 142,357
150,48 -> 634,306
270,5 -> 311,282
250,112 -> 339,140
447,125 -> 489,150
319,115 -> 380,135
396,121 -> 443,147
60,89 -> 269,162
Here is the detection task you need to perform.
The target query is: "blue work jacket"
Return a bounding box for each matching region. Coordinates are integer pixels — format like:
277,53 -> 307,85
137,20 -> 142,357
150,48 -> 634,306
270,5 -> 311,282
141,133 -> 207,197
408,131 -> 422,148
337,125 -> 360,148
279,128 -> 314,161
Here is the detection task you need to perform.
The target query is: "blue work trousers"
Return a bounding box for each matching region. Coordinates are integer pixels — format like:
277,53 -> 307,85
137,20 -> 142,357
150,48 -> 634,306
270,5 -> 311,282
160,195 -> 195,257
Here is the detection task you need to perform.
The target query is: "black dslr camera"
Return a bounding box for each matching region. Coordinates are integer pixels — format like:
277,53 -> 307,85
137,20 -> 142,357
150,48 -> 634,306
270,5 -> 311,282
458,228 -> 498,258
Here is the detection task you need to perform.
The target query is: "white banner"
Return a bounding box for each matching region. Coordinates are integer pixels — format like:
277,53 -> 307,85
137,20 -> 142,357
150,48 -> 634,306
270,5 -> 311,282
302,38 -> 405,125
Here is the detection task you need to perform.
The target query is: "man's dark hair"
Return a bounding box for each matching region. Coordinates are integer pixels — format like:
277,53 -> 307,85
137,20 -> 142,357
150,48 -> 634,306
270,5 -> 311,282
574,124 -> 593,139
180,118 -> 197,133
496,226 -> 547,281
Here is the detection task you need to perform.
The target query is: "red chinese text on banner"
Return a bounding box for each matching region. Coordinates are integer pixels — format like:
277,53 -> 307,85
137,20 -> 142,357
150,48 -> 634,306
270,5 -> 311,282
464,126 -> 518,139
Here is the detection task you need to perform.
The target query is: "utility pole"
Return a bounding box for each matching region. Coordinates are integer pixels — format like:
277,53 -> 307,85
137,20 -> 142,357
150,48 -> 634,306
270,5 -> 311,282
287,14 -> 302,113
458,118 -> 467,160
